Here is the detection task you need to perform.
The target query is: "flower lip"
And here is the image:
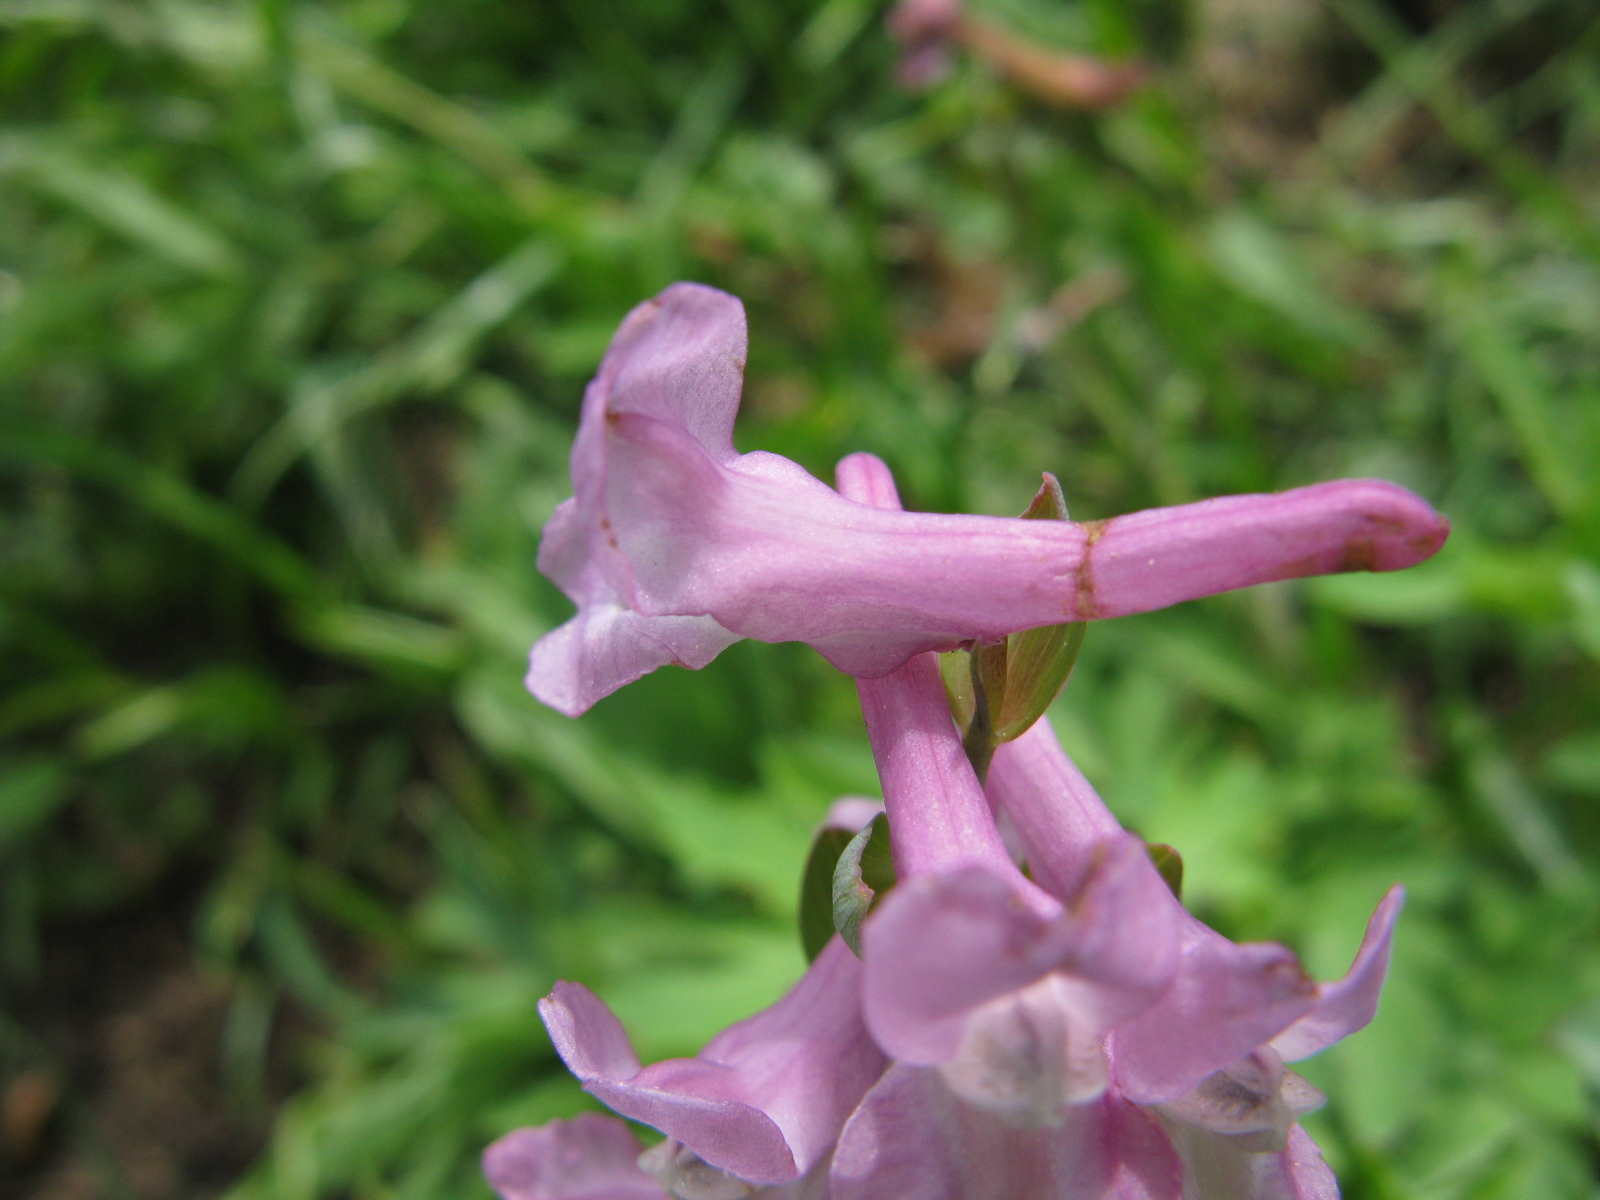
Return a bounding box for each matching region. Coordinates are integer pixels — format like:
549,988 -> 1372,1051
537,936 -> 885,1187
482,1114 -> 662,1200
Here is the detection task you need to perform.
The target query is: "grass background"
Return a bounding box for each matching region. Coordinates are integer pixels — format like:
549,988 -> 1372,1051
2,0 -> 1597,1196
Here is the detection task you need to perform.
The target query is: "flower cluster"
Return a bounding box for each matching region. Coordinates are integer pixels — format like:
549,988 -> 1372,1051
488,283 -> 1447,1199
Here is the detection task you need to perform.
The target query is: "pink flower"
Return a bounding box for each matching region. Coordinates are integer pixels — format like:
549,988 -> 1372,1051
815,704 -> 1399,1197
491,681 -> 1401,1198
528,283 -> 1448,716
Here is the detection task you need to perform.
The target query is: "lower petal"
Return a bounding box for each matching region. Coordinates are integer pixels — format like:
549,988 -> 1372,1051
527,605 -> 739,717
482,1114 -> 664,1199
830,1066 -> 1184,1200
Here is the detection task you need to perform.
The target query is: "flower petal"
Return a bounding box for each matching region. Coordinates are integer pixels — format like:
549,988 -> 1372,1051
482,1114 -> 664,1200
1155,1049 -> 1323,1153
539,939 -> 883,1186
830,1064 -> 1184,1200
1271,885 -> 1404,1062
1157,1119 -> 1339,1200
1111,926 -> 1318,1105
526,604 -> 740,717
579,281 -> 747,468
863,835 -> 1180,1068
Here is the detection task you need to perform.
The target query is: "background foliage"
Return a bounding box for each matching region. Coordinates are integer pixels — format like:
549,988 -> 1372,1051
2,0 -> 1597,1196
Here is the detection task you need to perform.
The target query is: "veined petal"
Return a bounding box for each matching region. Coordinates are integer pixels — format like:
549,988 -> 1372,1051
1157,1119 -> 1339,1200
1271,886 -> 1404,1063
1111,925 -> 1318,1105
482,1114 -> 664,1200
576,281 -> 746,470
1155,1049 -> 1324,1154
527,605 -> 740,718
862,835 -> 1180,1070
542,982 -> 644,1080
829,1064 -> 1185,1200
539,939 -> 884,1186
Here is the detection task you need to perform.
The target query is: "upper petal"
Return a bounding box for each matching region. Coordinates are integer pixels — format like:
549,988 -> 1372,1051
1271,886 -> 1404,1062
582,282 -> 747,467
863,836 -> 1182,1069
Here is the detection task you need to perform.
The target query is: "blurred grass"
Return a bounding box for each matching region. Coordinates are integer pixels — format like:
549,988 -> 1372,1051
1,0 -> 1598,1196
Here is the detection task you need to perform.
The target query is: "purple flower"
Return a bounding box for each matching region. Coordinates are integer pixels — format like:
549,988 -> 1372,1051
816,707 -> 1400,1197
527,283 -> 1448,716
491,669 -> 1401,1199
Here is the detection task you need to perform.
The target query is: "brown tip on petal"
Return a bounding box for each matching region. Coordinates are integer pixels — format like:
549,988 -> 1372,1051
1414,512 -> 1451,561
1341,538 -> 1378,573
1270,957 -> 1317,999
1372,504 -> 1451,571
1073,520 -> 1109,619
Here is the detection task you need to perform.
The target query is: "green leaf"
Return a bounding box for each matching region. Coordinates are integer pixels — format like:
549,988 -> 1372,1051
831,814 -> 895,957
992,622 -> 1087,741
0,135 -> 242,277
994,477 -> 1087,742
0,757 -> 69,847
1019,472 -> 1071,523
1145,843 -> 1184,899
939,648 -> 977,733
798,824 -> 855,963
952,474 -> 1089,773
